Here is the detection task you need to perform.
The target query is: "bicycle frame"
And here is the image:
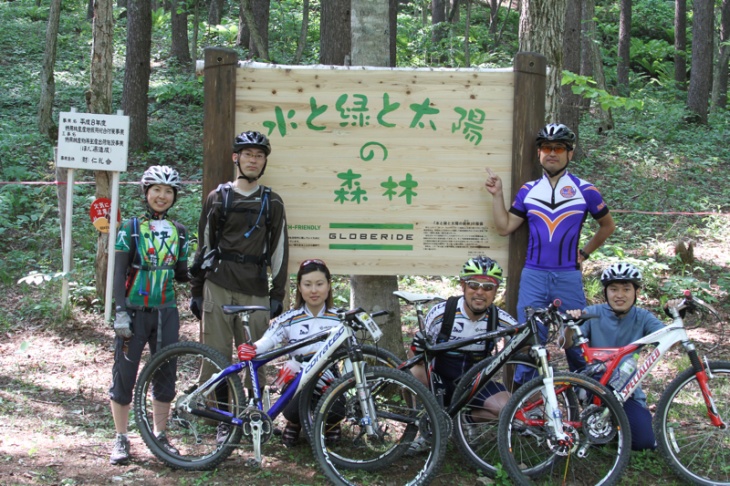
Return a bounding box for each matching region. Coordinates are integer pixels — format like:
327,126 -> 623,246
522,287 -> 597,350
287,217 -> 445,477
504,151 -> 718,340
569,296 -> 725,428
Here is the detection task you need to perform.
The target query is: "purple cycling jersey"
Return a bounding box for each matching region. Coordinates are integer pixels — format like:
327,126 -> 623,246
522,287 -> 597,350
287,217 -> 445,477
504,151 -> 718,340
509,172 -> 609,271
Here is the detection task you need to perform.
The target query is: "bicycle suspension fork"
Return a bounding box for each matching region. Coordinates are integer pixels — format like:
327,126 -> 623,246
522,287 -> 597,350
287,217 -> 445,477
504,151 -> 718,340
684,341 -> 726,428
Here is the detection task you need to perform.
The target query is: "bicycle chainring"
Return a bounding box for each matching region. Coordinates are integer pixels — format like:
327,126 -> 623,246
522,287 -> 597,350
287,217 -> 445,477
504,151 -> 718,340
581,404 -> 617,444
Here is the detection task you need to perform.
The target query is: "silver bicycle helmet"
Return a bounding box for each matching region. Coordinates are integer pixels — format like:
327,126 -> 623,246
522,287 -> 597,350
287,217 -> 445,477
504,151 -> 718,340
141,165 -> 181,192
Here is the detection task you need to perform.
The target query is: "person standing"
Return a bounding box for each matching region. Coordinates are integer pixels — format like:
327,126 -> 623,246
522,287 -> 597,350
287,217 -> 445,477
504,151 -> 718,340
484,123 -> 615,371
109,166 -> 189,465
189,131 -> 289,442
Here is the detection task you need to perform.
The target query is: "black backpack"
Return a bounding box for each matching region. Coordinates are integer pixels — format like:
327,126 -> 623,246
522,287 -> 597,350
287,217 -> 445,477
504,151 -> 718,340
436,296 -> 499,356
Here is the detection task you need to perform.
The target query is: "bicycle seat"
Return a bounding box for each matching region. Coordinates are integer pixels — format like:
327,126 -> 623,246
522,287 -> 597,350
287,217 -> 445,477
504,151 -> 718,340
393,290 -> 445,305
222,305 -> 270,315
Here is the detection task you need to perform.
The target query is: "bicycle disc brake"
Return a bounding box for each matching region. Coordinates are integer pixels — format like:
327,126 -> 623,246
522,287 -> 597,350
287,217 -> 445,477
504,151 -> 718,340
581,404 -> 617,445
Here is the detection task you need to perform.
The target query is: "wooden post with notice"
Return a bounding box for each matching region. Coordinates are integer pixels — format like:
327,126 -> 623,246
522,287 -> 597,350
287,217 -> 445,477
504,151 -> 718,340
507,52 -> 547,317
202,47 -> 239,202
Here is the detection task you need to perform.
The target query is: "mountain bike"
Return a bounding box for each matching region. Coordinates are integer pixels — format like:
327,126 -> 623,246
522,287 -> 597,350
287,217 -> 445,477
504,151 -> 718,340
558,291 -> 729,485
133,305 -> 446,486
393,292 -> 631,484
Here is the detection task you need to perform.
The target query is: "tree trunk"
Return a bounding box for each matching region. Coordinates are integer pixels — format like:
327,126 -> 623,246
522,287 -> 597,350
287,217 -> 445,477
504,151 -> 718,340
711,0 -> 730,110
171,0 -> 192,66
674,0 -> 687,91
249,0 -> 270,59
38,0 -> 61,142
350,0 -> 403,359
560,0 -> 583,159
237,0 -> 251,48
87,0 -> 115,301
208,0 -> 224,25
518,0 -> 568,122
581,0 -> 612,133
122,0 -> 152,152
463,0 -> 471,66
293,0 -> 309,64
240,0 -> 269,60
431,0 -> 447,64
687,0 -> 714,124
192,0 -> 200,62
320,0 -> 350,65
616,0 -> 631,96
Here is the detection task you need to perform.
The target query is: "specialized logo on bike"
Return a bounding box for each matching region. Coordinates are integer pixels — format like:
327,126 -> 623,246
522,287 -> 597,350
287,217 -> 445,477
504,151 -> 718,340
559,186 -> 576,198
304,326 -> 346,374
622,346 -> 660,400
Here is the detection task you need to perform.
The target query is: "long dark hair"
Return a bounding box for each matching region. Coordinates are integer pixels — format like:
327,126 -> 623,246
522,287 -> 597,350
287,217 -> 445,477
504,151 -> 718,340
294,259 -> 334,309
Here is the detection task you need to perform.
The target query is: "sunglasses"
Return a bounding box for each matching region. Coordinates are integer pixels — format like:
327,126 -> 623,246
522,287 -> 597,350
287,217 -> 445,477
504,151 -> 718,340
464,280 -> 498,291
539,144 -> 570,155
300,258 -> 327,268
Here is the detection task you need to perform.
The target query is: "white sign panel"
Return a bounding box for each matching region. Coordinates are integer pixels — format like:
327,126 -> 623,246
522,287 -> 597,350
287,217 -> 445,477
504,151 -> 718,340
56,112 -> 130,171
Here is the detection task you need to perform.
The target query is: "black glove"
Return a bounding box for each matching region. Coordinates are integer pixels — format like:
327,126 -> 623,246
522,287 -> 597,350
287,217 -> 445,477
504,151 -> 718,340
269,298 -> 283,319
410,330 -> 428,354
190,296 -> 203,320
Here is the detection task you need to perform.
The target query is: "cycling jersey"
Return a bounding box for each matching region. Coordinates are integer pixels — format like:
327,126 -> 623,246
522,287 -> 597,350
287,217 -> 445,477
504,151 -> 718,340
509,172 -> 609,271
255,305 -> 341,359
115,217 -> 188,309
425,297 -> 517,401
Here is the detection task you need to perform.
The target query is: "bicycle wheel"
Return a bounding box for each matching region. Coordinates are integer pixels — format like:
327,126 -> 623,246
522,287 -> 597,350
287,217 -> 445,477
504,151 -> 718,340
299,345 -> 402,441
451,354 -> 544,477
654,360 -> 730,485
498,372 -> 631,486
133,341 -> 245,470
310,366 -> 447,485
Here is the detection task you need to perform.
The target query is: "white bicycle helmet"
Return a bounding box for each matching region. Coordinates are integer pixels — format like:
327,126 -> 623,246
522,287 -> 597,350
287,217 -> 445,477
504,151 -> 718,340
141,165 -> 181,192
600,262 -> 642,288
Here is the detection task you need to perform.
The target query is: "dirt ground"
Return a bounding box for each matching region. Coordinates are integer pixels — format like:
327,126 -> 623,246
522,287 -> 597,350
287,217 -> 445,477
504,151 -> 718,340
0,264 -> 727,485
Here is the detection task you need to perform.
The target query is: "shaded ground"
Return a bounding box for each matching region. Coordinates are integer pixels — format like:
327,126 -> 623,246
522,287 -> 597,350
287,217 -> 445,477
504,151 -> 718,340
0,259 -> 727,485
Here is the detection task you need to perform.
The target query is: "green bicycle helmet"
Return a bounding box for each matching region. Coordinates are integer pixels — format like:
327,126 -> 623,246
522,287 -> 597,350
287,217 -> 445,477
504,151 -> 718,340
460,256 -> 503,283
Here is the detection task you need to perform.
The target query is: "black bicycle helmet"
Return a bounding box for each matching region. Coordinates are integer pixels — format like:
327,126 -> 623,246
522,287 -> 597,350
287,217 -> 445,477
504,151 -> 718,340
536,123 -> 576,149
459,256 -> 504,283
233,131 -> 271,155
600,262 -> 643,288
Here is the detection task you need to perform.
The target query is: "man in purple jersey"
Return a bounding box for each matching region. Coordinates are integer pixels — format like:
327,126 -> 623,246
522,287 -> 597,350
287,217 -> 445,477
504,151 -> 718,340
484,123 -> 615,372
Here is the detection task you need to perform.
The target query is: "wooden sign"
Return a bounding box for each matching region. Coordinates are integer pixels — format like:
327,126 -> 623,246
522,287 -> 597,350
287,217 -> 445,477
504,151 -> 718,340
234,63 -> 515,277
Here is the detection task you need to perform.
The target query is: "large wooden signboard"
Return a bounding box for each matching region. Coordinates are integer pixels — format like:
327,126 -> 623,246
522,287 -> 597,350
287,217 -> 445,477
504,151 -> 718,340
233,62 -> 515,277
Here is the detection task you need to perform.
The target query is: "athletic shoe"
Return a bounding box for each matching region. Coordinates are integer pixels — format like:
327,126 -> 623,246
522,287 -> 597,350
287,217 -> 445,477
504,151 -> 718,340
216,423 -> 231,445
110,434 -> 130,465
406,435 -> 430,455
156,432 -> 179,455
282,421 -> 301,448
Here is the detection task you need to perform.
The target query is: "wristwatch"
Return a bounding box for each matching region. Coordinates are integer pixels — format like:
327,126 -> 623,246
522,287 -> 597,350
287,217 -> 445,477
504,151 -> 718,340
579,249 -> 590,260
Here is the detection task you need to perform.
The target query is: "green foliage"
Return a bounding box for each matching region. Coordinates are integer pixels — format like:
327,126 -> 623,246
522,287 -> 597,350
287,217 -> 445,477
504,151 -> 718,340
562,71 -> 644,111
150,74 -> 204,105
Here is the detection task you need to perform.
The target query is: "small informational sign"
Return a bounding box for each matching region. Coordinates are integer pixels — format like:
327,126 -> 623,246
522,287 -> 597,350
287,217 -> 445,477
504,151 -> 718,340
56,112 -> 130,172
89,197 -> 121,233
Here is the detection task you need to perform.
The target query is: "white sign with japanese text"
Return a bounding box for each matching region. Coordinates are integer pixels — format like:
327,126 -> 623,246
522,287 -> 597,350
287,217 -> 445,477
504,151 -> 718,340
236,63 -> 514,277
56,112 -> 129,171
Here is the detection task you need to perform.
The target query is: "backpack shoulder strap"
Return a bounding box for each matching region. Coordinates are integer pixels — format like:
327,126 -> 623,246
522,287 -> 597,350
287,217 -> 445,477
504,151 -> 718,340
436,296 -> 461,344
171,220 -> 187,253
129,217 -> 140,266
212,183 -> 233,249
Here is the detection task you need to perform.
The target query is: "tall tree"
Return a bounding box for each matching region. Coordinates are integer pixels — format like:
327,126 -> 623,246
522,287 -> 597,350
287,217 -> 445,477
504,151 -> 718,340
293,0 -> 310,64
350,0 -> 404,358
320,0 -> 350,64
171,0 -> 192,66
560,0 -> 583,157
38,0 -> 62,142
580,0 -> 613,133
711,0 -> 730,110
87,0 -> 115,300
687,0 -> 714,124
674,0 -> 688,91
237,0 -> 251,48
431,0 -> 447,64
519,0 -> 568,122
122,0 -> 152,151
240,0 -> 269,60
616,0 -> 631,96
209,0 -> 225,25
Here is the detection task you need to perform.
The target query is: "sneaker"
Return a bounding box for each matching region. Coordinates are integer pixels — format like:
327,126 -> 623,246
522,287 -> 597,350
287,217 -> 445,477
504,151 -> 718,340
406,435 -> 430,455
216,423 -> 231,445
156,432 -> 179,455
110,434 -> 130,465
324,423 -> 341,444
282,421 -> 301,448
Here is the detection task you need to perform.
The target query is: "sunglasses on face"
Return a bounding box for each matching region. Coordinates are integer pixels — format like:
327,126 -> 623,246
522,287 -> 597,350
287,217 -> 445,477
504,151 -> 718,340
539,144 -> 569,155
300,258 -> 327,268
464,280 -> 498,291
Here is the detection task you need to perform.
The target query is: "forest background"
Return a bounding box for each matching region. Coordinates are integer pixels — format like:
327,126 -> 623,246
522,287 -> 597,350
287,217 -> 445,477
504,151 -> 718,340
0,0 -> 729,485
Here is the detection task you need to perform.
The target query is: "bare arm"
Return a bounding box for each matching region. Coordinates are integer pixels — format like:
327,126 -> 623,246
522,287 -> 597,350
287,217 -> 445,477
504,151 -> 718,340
578,213 -> 615,263
484,167 -> 524,236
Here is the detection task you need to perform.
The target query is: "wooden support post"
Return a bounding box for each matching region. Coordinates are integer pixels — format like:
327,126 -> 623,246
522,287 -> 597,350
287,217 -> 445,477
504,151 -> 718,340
507,52 -> 546,317
202,47 -> 239,201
